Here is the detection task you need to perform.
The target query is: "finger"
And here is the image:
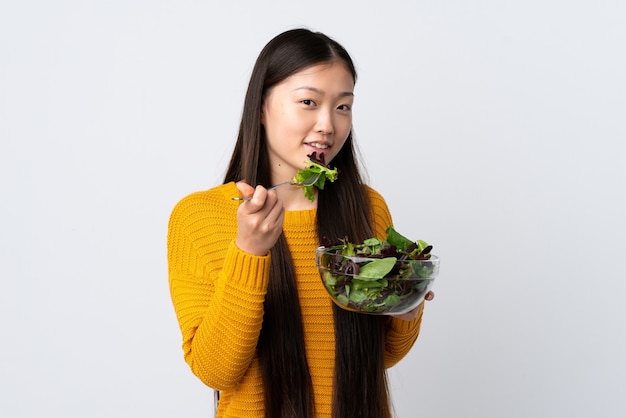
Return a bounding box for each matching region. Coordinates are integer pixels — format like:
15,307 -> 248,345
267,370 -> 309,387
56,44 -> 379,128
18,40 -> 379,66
236,189 -> 281,232
264,195 -> 285,227
245,189 -> 282,225
241,186 -> 270,212
235,181 -> 255,199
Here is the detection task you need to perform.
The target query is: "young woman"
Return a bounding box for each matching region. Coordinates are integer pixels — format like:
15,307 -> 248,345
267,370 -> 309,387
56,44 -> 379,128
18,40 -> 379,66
167,28 -> 434,418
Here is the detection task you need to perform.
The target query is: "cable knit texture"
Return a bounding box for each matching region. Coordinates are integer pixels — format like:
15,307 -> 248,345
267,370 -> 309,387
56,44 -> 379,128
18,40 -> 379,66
168,182 -> 424,417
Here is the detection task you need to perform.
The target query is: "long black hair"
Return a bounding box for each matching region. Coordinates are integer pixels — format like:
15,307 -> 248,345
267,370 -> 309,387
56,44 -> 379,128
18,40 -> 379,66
224,28 -> 390,418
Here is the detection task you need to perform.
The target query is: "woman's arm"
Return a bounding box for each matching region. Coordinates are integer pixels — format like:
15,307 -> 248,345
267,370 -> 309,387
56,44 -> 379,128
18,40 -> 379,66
366,186 -> 429,368
167,190 -> 270,389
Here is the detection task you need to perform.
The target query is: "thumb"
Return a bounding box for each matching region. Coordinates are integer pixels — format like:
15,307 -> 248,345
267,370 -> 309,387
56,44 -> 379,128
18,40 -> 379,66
235,181 -> 255,199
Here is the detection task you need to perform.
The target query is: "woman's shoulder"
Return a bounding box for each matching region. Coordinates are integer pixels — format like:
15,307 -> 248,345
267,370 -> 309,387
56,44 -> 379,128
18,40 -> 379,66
363,184 -> 383,199
362,184 -> 393,236
169,182 -> 239,224
363,184 -> 389,209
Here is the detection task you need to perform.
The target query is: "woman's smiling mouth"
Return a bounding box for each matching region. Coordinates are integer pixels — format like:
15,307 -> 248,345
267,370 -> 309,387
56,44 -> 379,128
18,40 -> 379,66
307,142 -> 330,150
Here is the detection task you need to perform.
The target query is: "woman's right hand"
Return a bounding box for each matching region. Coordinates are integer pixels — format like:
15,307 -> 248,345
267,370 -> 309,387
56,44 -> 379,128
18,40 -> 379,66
234,181 -> 285,256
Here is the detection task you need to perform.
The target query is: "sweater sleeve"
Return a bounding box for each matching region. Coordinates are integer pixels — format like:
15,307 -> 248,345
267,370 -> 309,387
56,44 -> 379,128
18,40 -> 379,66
366,187 -> 425,368
167,189 -> 270,389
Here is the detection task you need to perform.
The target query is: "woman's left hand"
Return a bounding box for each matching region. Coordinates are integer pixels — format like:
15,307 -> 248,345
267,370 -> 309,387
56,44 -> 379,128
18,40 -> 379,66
394,291 -> 435,321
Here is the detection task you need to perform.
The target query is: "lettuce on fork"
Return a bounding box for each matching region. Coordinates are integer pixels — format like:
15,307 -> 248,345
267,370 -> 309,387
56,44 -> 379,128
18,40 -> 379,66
293,152 -> 339,201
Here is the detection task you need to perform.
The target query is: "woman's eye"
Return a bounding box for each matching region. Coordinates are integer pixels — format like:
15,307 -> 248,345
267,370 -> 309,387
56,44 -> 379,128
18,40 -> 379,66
338,104 -> 352,111
301,99 -> 315,106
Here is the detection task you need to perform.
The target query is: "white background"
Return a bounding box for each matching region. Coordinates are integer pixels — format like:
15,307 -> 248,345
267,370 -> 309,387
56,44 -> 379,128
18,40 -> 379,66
1,1 -> 625,417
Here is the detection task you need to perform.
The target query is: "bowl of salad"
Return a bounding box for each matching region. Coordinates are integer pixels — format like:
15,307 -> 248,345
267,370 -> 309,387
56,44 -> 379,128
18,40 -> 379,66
316,226 -> 439,315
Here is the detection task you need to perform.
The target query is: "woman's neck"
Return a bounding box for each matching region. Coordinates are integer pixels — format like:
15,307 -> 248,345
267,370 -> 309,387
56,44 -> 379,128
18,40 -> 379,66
276,186 -> 317,211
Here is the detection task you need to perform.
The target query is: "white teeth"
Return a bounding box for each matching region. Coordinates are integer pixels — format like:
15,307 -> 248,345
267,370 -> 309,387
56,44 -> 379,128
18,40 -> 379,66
310,143 -> 329,149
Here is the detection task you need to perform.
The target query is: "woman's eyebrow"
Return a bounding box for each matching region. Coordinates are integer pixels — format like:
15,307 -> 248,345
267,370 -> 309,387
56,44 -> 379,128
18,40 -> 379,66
293,86 -> 354,97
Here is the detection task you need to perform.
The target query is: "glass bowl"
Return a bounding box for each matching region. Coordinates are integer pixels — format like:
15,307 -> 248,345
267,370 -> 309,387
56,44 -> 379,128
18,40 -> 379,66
315,246 -> 440,315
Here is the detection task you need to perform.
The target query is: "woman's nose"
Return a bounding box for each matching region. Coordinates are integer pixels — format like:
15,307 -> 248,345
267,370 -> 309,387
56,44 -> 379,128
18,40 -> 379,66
314,110 -> 334,135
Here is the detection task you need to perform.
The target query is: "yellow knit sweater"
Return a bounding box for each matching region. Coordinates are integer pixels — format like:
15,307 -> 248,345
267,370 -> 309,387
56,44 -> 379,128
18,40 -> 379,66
168,182 -> 424,417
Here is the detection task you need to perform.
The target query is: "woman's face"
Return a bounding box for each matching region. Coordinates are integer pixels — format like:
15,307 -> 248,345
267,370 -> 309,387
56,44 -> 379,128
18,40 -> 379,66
261,61 -> 354,182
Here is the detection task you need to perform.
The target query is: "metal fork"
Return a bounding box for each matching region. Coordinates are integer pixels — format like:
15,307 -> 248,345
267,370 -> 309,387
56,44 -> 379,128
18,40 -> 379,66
231,174 -> 320,201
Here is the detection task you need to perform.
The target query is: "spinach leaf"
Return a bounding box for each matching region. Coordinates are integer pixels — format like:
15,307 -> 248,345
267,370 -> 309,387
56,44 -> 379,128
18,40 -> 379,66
385,226 -> 414,251
356,258 -> 397,281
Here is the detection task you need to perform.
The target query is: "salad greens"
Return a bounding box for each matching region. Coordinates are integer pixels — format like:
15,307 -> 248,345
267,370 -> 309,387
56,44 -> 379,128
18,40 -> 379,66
292,152 -> 339,201
319,226 -> 435,314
